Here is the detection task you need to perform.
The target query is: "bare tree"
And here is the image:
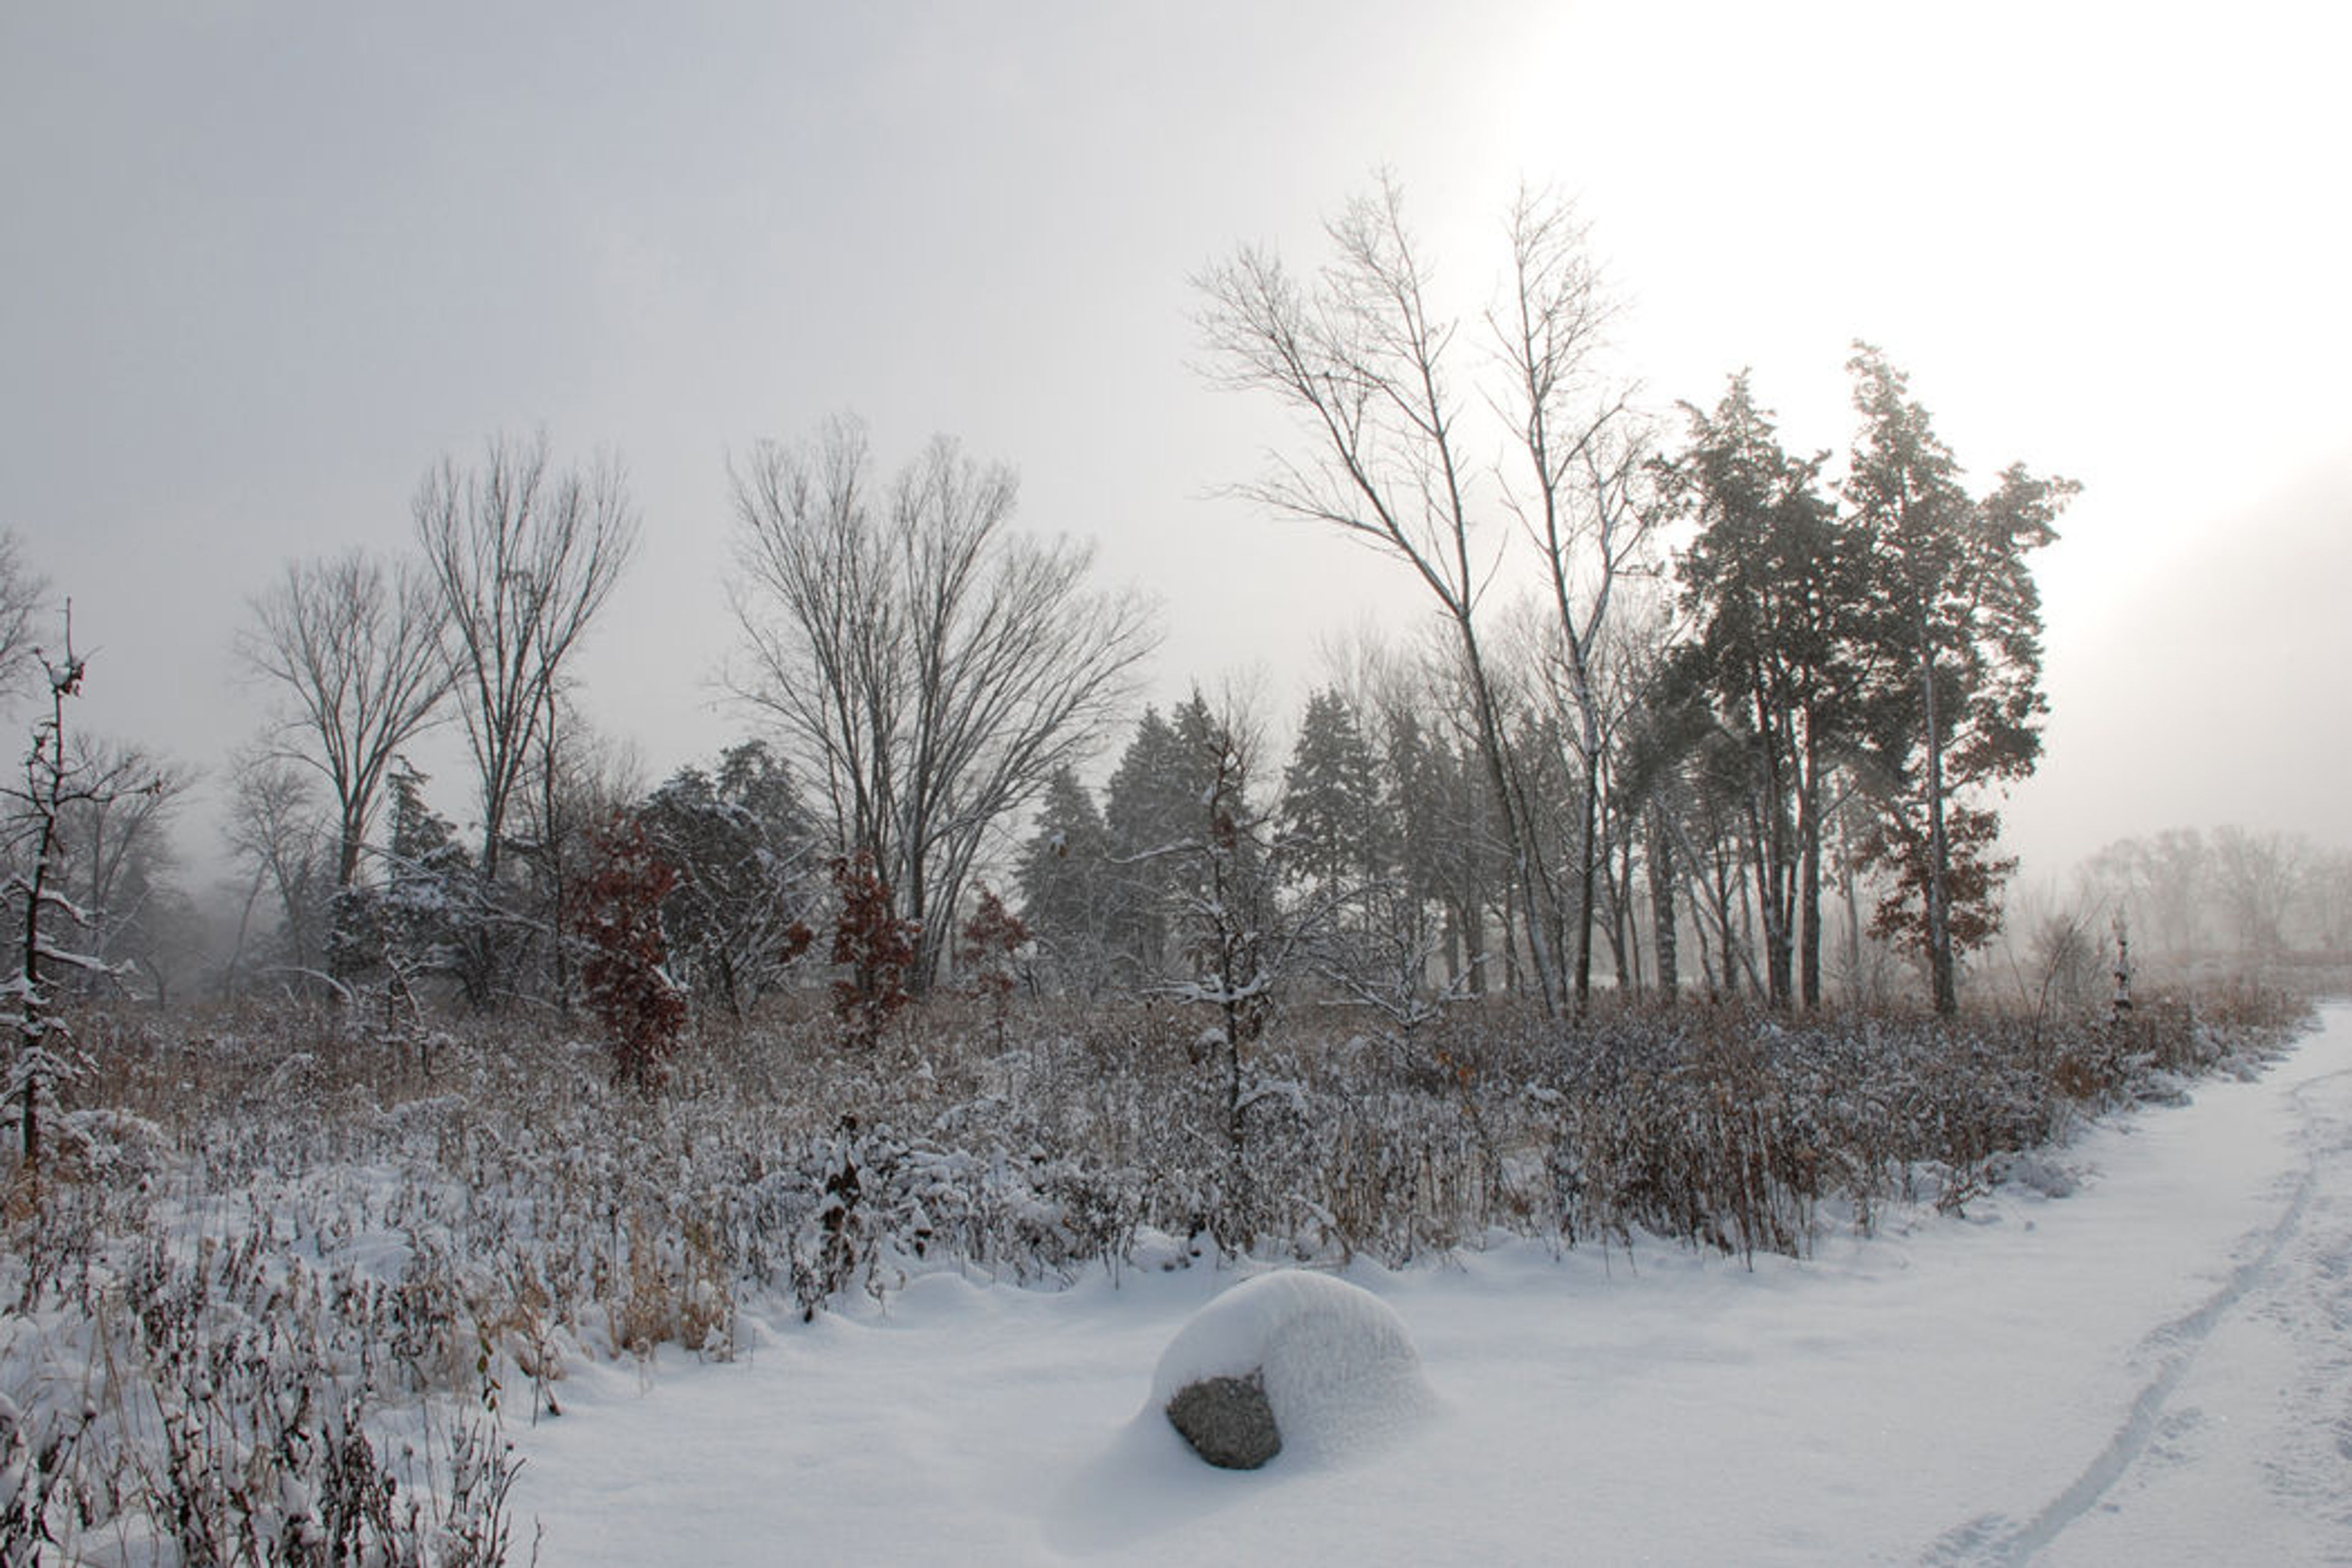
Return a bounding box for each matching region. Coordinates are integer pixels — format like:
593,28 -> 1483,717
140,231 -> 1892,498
221,747 -> 332,993
728,418 -> 1157,991
2080,827 -> 2212,965
2306,845 -> 2352,956
0,533 -> 49,707
513,699 -> 644,1009
1567,584 -> 1678,998
414,433 -> 638,883
239,551 -> 450,895
1493,192 -> 1655,1009
2211,824 -> 2307,958
51,734 -> 195,991
1197,177 -> 1629,1015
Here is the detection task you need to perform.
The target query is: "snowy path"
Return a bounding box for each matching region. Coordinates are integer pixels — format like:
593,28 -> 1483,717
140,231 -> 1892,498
2016,1028 -> 2352,1566
510,1007 -> 2352,1565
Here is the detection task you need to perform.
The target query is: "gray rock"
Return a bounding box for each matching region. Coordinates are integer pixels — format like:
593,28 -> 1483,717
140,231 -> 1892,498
1166,1369 -> 1281,1469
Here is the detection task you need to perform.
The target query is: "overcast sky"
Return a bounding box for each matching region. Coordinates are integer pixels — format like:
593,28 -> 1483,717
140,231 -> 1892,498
4,1 -> 2346,892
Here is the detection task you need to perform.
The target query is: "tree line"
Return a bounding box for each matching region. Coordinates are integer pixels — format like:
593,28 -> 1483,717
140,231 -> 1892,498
26,178 -> 2294,1117
2077,826 -> 2352,966
214,423 -> 1151,1031
1192,178 -> 2074,1019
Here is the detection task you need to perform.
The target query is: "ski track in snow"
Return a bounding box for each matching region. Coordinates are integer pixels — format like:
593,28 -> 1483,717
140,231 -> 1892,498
2038,1052 -> 2352,1567
1932,1046 -> 2352,1567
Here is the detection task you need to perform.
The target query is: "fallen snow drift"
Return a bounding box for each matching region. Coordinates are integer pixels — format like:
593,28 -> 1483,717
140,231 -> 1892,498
510,1006 -> 2352,1566
1149,1269 -> 1434,1465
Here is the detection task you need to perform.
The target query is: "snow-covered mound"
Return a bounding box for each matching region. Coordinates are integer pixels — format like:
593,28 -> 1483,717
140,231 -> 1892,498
1149,1270 -> 1435,1464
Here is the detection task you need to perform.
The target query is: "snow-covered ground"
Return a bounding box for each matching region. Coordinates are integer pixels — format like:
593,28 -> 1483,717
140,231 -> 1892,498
508,1005 -> 2352,1565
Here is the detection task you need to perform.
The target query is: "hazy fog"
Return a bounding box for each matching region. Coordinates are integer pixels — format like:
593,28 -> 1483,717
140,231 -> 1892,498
5,1 -> 2346,886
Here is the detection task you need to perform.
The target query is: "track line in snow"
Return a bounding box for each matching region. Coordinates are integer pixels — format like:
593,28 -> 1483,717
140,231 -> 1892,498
1928,1058 -> 2352,1566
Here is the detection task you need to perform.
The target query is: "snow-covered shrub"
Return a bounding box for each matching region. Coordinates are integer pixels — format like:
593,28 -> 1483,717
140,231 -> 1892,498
610,1207 -> 735,1359
0,978 -> 2305,1556
0,1389 -> 88,1561
1,1204 -> 526,1563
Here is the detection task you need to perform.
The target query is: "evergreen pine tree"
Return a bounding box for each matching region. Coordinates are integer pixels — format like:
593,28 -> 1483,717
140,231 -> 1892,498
641,741 -> 822,1018
1102,703 -> 1216,986
1280,688 -> 1388,895
1664,371 -> 1860,1008
1013,766 -> 1119,995
1842,344 -> 2075,1012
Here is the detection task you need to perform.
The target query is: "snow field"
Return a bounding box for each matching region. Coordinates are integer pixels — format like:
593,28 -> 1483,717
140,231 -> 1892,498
509,1008 -> 2352,1566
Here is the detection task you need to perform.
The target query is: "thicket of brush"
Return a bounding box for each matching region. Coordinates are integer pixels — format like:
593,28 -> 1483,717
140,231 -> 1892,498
0,980 -> 2314,1563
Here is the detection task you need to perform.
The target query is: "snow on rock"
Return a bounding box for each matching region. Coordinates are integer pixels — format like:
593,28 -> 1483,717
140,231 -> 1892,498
1149,1270 -> 1434,1468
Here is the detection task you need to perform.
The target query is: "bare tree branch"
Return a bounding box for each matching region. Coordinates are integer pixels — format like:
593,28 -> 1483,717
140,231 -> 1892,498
727,418 -> 1159,990
239,550 -> 451,890
1197,175 -> 1642,1014
413,432 -> 638,881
